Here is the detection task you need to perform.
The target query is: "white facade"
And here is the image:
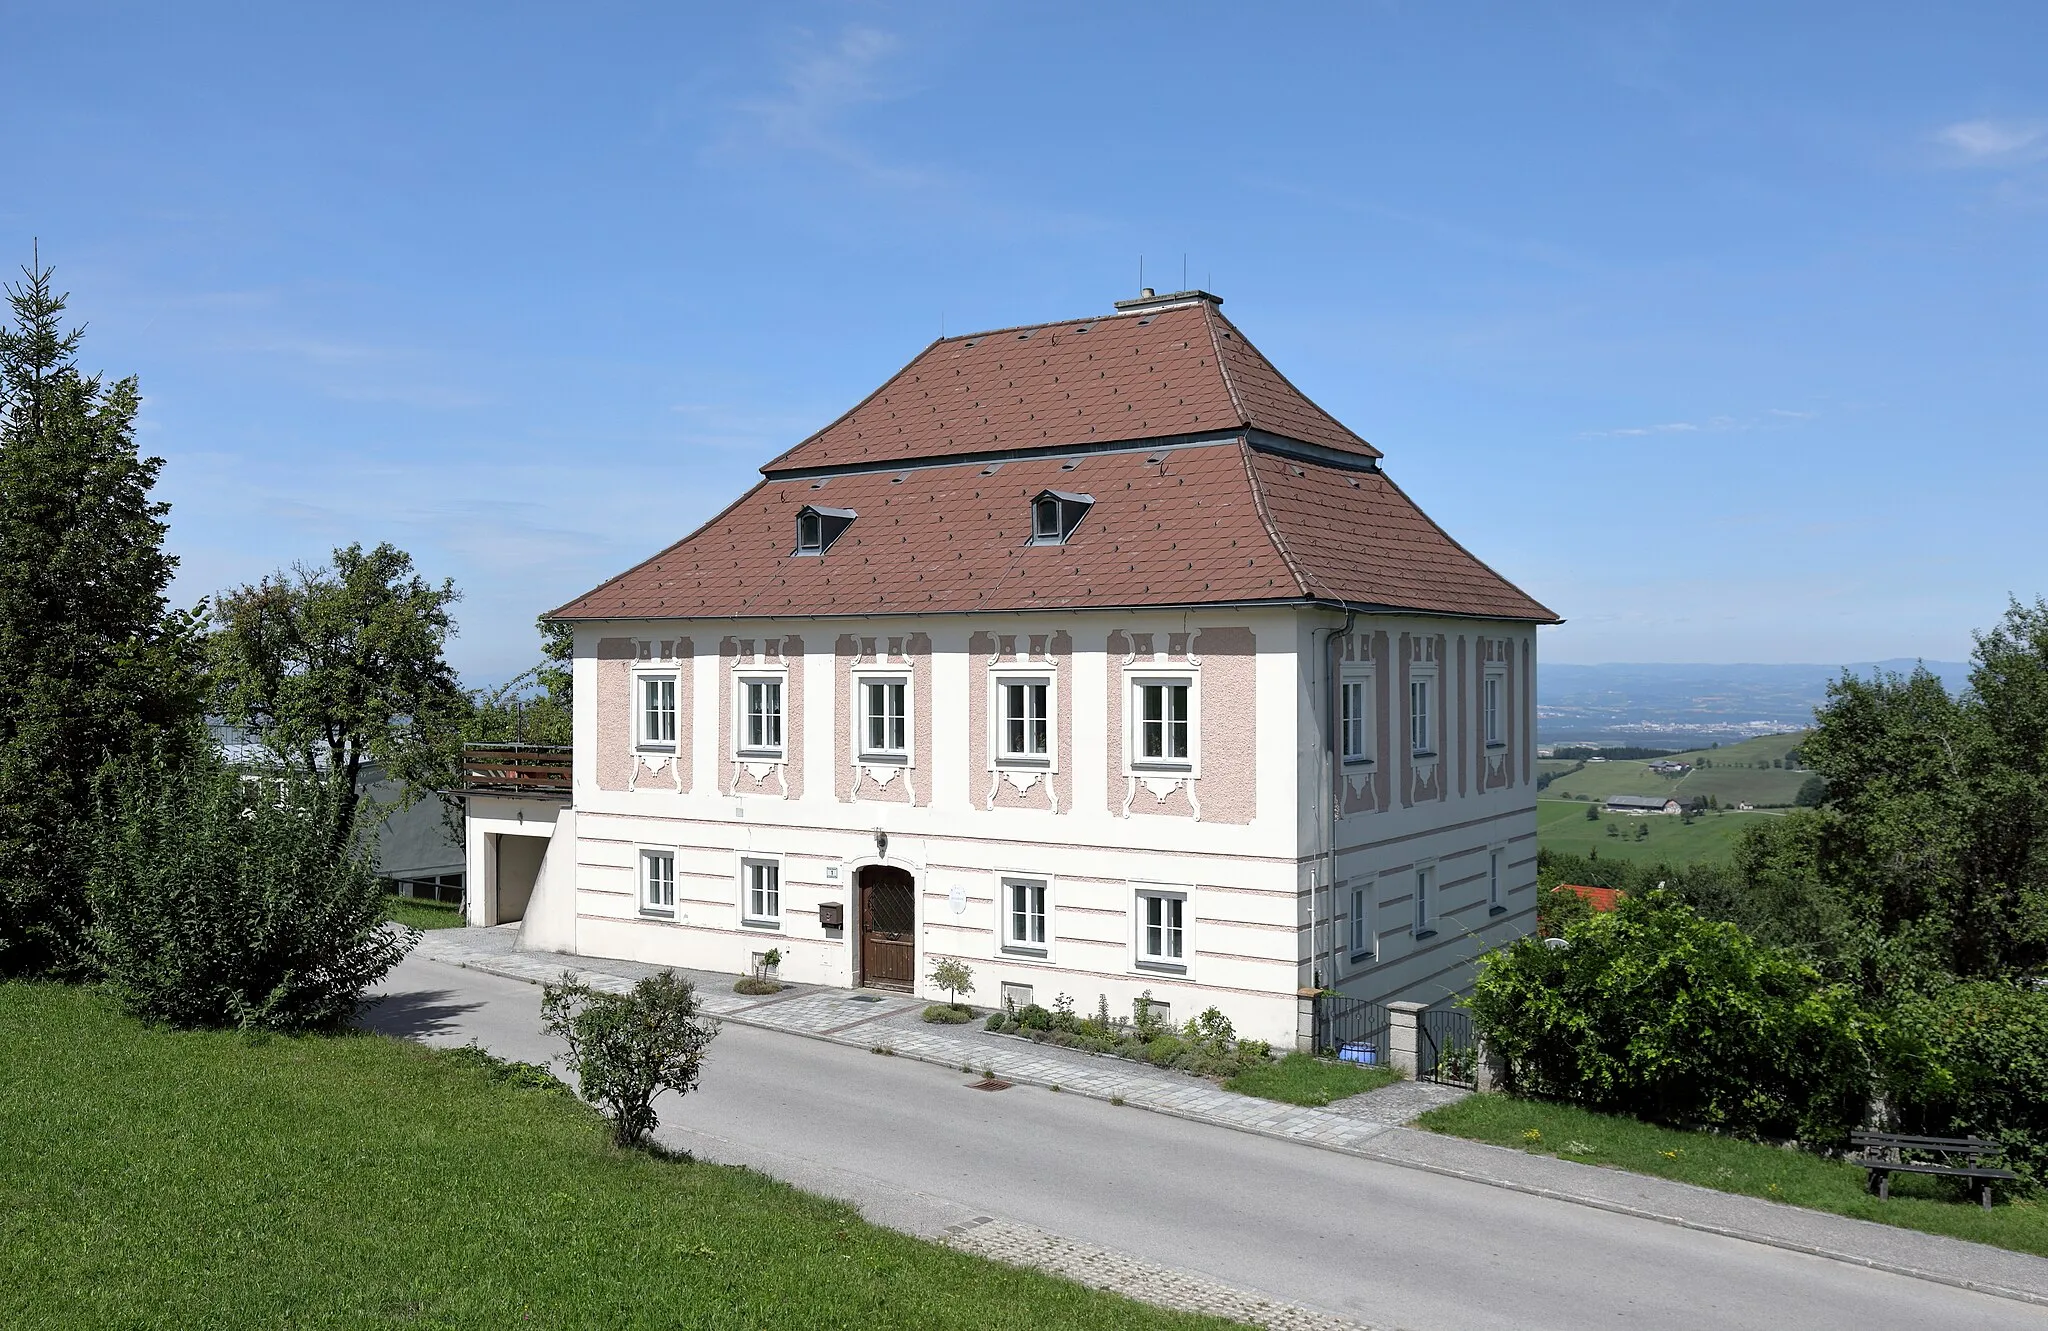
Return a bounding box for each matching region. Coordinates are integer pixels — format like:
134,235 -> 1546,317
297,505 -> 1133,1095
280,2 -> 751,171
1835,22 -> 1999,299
470,604 -> 1538,1046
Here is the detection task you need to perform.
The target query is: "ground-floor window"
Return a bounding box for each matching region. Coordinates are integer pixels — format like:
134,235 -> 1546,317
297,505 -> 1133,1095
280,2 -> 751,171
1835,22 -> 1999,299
1135,889 -> 1187,973
1349,884 -> 1373,961
1002,876 -> 1048,956
640,849 -> 675,918
742,858 -> 781,928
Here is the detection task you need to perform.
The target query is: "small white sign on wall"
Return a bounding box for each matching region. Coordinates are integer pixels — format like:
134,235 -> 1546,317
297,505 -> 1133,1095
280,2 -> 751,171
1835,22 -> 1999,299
825,866 -> 840,880
948,882 -> 967,916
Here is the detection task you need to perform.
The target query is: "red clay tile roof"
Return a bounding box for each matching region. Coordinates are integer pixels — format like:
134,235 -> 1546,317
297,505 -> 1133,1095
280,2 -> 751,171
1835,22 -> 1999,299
1556,884 -> 1624,912
761,298 -> 1378,475
551,440 -> 1557,622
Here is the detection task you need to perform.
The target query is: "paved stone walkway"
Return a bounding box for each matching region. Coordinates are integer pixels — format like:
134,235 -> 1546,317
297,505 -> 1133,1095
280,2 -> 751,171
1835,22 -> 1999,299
944,1216 -> 1381,1331
409,928 -> 1466,1156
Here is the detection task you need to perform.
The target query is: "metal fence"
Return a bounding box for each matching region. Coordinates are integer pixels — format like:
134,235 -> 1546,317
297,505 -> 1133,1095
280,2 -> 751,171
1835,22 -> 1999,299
1418,1002 -> 1477,1087
1313,994 -> 1390,1068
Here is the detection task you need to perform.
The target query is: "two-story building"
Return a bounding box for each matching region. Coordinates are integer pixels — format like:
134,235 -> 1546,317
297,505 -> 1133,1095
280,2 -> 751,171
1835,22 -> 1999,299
463,288 -> 1558,1046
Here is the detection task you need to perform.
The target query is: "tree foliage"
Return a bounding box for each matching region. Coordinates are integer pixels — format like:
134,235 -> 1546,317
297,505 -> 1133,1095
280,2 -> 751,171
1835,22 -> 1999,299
541,970 -> 719,1149
0,258 -> 205,977
209,542 -> 466,854
87,746 -> 412,1030
1470,890 -> 1876,1145
1886,981 -> 2048,1188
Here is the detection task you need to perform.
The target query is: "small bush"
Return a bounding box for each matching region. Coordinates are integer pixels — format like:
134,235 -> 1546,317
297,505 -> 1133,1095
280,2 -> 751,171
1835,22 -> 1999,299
88,752 -> 411,1032
1145,1035 -> 1186,1066
1016,1003 -> 1053,1031
541,970 -> 718,1148
733,976 -> 784,996
922,1003 -> 974,1024
983,1012 -> 1008,1032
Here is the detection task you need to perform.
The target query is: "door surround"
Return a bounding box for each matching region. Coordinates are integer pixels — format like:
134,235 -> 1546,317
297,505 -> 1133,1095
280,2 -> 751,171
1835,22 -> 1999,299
855,863 -> 918,992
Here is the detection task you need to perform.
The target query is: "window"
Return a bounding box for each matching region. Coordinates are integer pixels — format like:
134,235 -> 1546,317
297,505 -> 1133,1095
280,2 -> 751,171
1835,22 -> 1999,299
999,679 -> 1051,762
1413,866 -> 1436,939
1410,679 -> 1434,756
1349,884 -> 1373,960
1340,675 -> 1371,764
1000,981 -> 1035,1012
1136,890 -> 1187,972
1002,877 -> 1048,955
793,505 -> 856,555
639,674 -> 677,749
640,850 -> 675,918
742,859 -> 780,927
1027,489 -> 1093,545
1134,680 -> 1192,768
740,678 -> 783,755
1484,674 -> 1504,747
861,678 -> 907,758
1488,848 -> 1505,914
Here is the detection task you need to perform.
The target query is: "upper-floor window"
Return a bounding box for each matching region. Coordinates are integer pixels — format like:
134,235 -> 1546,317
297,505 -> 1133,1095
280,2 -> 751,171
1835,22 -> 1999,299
793,505 -> 856,556
1349,883 -> 1373,961
1341,673 -> 1372,764
739,677 -> 784,756
1488,848 -> 1505,913
861,677 -> 908,759
1410,679 -> 1434,757
1484,673 -> 1505,748
998,678 -> 1051,763
1133,679 -> 1192,769
639,674 -> 677,749
1413,865 -> 1437,939
1027,489 -> 1093,546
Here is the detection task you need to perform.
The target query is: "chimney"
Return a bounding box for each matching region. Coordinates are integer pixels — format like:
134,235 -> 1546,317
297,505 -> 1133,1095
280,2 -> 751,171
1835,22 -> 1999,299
1113,287 -> 1224,314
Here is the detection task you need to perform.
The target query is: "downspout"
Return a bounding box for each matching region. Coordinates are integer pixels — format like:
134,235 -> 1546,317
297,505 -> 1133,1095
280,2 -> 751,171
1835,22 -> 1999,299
1323,608 -> 1356,990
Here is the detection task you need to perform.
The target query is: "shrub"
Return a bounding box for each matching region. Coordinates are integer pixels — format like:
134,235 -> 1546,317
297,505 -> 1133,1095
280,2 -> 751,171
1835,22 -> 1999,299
1049,992 -> 1079,1033
88,752 -> 411,1032
1015,1003 -> 1052,1031
983,1012 -> 1008,1032
1469,889 -> 1875,1145
540,970 -> 718,1148
1887,981 -> 2048,1189
440,1042 -> 573,1097
1145,1035 -> 1186,1066
733,976 -> 783,996
922,1003 -> 973,1024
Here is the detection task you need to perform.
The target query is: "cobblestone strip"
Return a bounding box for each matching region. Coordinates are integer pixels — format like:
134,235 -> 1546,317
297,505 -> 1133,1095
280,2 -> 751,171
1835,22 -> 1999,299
943,1217 -> 1383,1331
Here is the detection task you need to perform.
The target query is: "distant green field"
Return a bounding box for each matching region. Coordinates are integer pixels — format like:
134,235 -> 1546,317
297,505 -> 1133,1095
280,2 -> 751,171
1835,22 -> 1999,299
1536,797 -> 1786,865
1540,731 -> 1810,809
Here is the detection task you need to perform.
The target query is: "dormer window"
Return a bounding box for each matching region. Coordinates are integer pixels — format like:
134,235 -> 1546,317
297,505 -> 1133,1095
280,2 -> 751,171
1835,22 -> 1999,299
794,505 -> 856,556
1028,490 -> 1093,546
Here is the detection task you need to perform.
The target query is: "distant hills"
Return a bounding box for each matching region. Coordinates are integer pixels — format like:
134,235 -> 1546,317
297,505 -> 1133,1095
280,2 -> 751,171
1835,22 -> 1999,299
1538,660 -> 1973,746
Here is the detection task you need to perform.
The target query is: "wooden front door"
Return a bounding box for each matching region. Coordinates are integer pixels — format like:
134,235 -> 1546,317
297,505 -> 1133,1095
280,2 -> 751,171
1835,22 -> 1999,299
859,867 -> 916,991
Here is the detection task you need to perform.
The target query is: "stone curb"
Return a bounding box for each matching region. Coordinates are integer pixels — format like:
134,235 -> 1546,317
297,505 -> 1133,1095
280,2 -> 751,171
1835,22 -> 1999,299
418,943 -> 2048,1310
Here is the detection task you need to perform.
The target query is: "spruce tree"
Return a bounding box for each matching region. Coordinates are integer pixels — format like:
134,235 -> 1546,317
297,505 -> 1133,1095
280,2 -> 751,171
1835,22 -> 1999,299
0,256 -> 204,976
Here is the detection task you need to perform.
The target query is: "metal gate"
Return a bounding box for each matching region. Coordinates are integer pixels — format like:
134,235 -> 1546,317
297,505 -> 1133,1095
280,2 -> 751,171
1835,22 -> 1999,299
1418,1002 -> 1477,1087
859,870 -> 916,991
1313,994 -> 1390,1066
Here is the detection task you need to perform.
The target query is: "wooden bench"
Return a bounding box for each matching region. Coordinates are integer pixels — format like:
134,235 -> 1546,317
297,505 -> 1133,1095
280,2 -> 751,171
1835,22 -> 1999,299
1849,1129 -> 2017,1210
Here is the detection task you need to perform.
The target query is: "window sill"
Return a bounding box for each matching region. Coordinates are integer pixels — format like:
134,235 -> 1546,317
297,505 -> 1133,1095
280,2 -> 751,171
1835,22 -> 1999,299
1135,959 -> 1187,976
857,753 -> 909,766
1411,751 -> 1438,760
1414,927 -> 1438,941
1488,904 -> 1509,917
995,756 -> 1053,769
741,918 -> 782,932
735,750 -> 786,762
1485,742 -> 1507,751
1348,951 -> 1375,965
636,745 -> 678,755
1343,757 -> 1375,768
1001,945 -> 1049,960
639,909 -> 675,921
1129,764 -> 1195,777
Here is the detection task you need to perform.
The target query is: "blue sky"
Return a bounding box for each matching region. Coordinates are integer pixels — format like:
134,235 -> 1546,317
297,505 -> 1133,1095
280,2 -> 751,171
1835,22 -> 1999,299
4,3 -> 2043,681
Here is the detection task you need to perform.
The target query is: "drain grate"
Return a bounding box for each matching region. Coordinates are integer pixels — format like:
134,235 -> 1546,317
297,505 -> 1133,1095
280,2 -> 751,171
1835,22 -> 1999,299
968,1078 -> 1013,1092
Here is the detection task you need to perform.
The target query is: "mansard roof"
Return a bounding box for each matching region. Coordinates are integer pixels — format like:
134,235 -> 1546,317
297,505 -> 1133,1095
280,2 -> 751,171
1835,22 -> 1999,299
552,294 -> 1556,625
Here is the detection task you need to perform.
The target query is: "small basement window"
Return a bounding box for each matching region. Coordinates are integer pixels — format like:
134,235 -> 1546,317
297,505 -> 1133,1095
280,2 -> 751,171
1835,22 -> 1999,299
1028,490 -> 1093,546
794,505 -> 856,556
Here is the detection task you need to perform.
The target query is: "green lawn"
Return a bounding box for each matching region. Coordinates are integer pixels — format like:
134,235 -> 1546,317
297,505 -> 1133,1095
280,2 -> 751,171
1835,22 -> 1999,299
1224,1052 -> 1400,1107
1418,1094 -> 2047,1257
1542,731 -> 1811,810
382,892 -> 466,930
1536,798 -> 1787,865
0,983 -> 1234,1330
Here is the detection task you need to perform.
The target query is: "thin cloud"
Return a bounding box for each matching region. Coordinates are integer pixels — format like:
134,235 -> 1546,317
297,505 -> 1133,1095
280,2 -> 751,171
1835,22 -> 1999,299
720,25 -> 931,189
1582,410 -> 1816,439
1934,118 -> 2048,165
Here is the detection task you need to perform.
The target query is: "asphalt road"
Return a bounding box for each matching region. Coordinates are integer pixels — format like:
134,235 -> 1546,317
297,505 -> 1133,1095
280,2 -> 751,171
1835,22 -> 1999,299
365,954 -> 2040,1331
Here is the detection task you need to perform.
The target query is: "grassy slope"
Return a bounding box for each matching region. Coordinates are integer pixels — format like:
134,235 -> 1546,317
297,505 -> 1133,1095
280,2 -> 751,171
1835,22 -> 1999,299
382,894 -> 466,930
0,983 -> 1231,1331
1535,799 -> 1787,866
1542,731 -> 1811,808
1418,1094 -> 2048,1257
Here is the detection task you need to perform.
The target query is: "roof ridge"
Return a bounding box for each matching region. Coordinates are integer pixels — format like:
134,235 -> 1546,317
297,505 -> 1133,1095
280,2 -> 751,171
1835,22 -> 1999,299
1208,306 -> 1377,456
1201,302 -> 1251,427
1239,440 -> 1312,599
937,303 -> 1185,345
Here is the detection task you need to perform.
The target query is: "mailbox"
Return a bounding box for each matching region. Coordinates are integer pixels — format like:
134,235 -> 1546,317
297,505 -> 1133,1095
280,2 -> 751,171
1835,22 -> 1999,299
818,901 -> 845,930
